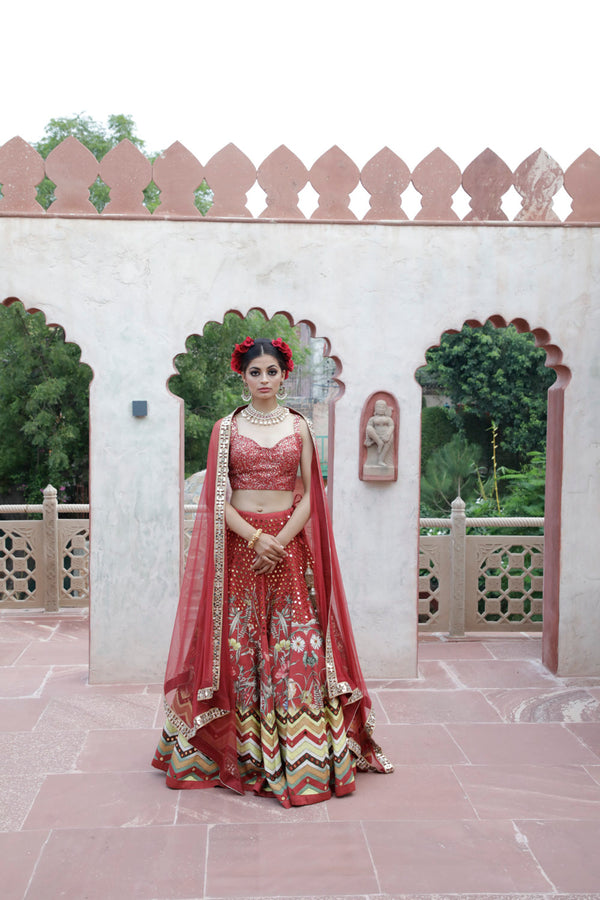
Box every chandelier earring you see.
[276,382,288,401]
[241,383,252,402]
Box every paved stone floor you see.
[1,612,600,899]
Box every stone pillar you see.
[449,496,466,637]
[43,485,59,612]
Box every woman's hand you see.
[252,533,286,575]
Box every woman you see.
[153,337,392,807]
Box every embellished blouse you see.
[228,414,302,491]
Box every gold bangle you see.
[247,528,263,550]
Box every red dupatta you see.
[163,407,391,794]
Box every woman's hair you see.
[231,337,294,378]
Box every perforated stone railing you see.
[419,497,544,634]
[0,485,89,610]
[0,137,599,222]
[0,490,545,626]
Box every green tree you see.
[420,322,555,466]
[32,113,212,215]
[420,433,483,515]
[0,303,92,502]
[170,312,306,476]
[420,405,457,471]
[499,450,547,518]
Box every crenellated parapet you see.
[0,137,599,222]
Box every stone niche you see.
[359,391,399,482]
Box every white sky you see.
[2,0,597,211]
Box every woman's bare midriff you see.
[230,489,294,514]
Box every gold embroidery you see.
[210,414,233,694]
[164,697,229,740]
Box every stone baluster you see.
[462,148,512,221]
[45,136,99,215]
[257,145,308,219]
[203,143,256,217]
[411,148,461,221]
[564,149,600,223]
[0,137,45,214]
[449,496,466,637]
[100,140,152,216]
[152,142,204,217]
[43,485,60,612]
[309,146,359,220]
[361,147,410,220]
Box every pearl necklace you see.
[240,403,290,426]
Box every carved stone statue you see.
[363,399,395,475]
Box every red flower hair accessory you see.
[230,337,255,373]
[271,338,294,378]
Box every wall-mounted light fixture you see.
[132,401,148,418]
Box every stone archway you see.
[417,315,570,673]
[0,297,93,612]
[166,310,345,557]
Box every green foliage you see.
[0,303,92,502]
[169,312,306,476]
[421,322,555,464]
[420,405,457,471]
[499,450,546,518]
[32,113,212,215]
[420,433,483,515]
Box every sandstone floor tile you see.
[364,820,551,894]
[445,659,556,689]
[586,765,600,786]
[0,641,27,665]
[0,698,46,731]
[0,830,48,900]
[482,638,543,660]
[326,764,476,821]
[40,665,148,696]
[391,659,459,689]
[379,689,502,724]
[0,665,49,698]
[417,640,494,660]
[77,728,162,773]
[519,819,600,893]
[0,618,59,642]
[177,784,330,824]
[23,772,178,829]
[34,692,160,731]
[567,722,600,757]
[18,637,89,665]
[485,687,600,723]
[3,730,85,775]
[371,723,468,766]
[0,774,45,832]
[206,822,378,897]
[455,764,600,819]
[447,723,600,765]
[52,615,89,638]
[25,824,208,900]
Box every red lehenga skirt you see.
[152,509,357,807]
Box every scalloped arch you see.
[416,314,569,673]
[168,307,345,398]
[418,315,571,388]
[1,296,93,375]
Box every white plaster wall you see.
[1,219,599,679]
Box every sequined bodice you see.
[229,415,302,491]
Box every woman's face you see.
[243,352,285,402]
